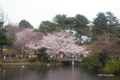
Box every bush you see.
[98,52,110,66]
[79,53,102,69]
[104,60,120,73]
[38,55,48,62]
[81,57,90,63]
[12,57,19,60]
[0,61,2,66]
[28,57,36,62]
[79,62,89,68]
[48,57,59,63]
[79,57,90,68]
[37,47,48,62]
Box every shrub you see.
[28,57,36,62]
[0,61,2,66]
[79,62,89,68]
[81,57,90,63]
[79,53,102,69]
[48,57,59,63]
[37,47,48,62]
[89,56,102,69]
[79,57,90,68]
[104,60,120,73]
[12,57,19,60]
[98,52,110,66]
[38,55,48,62]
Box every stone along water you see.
[0,66,120,80]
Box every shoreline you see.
[1,59,61,66]
[2,62,61,66]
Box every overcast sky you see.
[0,0,120,28]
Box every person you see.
[64,54,66,58]
[69,53,72,58]
[24,50,26,54]
[79,53,82,59]
[81,54,83,59]
[34,49,36,54]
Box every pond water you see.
[0,65,120,80]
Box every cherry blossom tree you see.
[14,28,90,55]
[24,29,90,55]
[14,28,44,53]
[5,24,23,37]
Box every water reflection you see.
[0,66,120,80]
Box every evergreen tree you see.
[53,14,67,30]
[0,12,15,54]
[37,47,48,62]
[64,17,76,31]
[74,14,89,45]
[19,19,33,28]
[39,21,57,33]
[0,28,15,54]
[106,11,120,33]
[92,12,108,36]
[92,12,107,41]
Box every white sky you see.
[0,0,120,28]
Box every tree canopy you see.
[19,19,33,28]
[0,28,15,54]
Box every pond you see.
[0,65,120,80]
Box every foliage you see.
[98,52,111,66]
[37,47,48,62]
[104,59,120,73]
[19,19,33,28]
[0,61,2,66]
[89,54,102,69]
[48,57,59,63]
[25,30,89,54]
[74,14,89,45]
[79,52,103,69]
[0,28,15,54]
[39,21,57,33]
[86,32,120,59]
[34,28,39,32]
[28,57,36,62]
[53,14,67,29]
[14,28,44,52]
[79,62,89,68]
[37,47,47,53]
[92,12,108,40]
[12,57,19,60]
[40,14,89,45]
[79,57,90,68]
[5,24,23,37]
[106,11,120,33]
